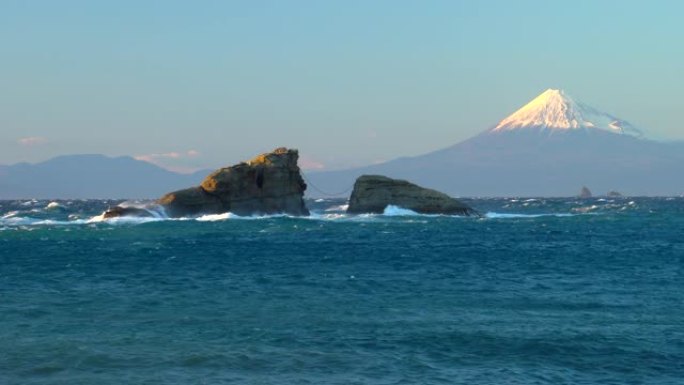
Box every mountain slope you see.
[306,89,684,197]
[0,155,210,199]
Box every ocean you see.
[1,197,682,384]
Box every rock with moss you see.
[346,175,478,216]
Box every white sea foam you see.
[383,205,421,216]
[324,204,349,212]
[46,202,63,210]
[93,216,165,225]
[118,200,156,209]
[195,212,240,221]
[313,213,349,220]
[485,212,575,219]
[572,205,599,213]
[0,216,93,226]
[194,212,294,222]
[1,211,20,219]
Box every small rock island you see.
[347,175,478,216]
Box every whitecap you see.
[195,212,240,221]
[572,205,599,213]
[324,204,349,212]
[383,205,420,216]
[85,213,165,225]
[194,212,293,222]
[308,212,350,220]
[46,202,62,210]
[1,211,20,219]
[0,216,87,226]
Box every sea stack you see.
[159,148,309,217]
[346,175,478,216]
[103,147,309,218]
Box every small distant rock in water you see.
[104,147,309,219]
[102,206,157,219]
[346,175,478,216]
[579,186,593,198]
[606,191,623,197]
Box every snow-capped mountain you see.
[307,88,684,197]
[491,89,643,137]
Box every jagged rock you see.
[158,147,309,217]
[579,186,593,198]
[606,190,623,197]
[346,175,478,216]
[104,148,309,218]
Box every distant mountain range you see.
[306,89,684,197]
[3,89,683,199]
[0,154,209,199]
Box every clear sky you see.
[1,0,683,171]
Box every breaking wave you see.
[0,197,671,228]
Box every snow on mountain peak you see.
[491,88,644,137]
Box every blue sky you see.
[1,1,682,171]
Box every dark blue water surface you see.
[1,198,683,384]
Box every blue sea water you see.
[1,197,683,384]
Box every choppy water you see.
[1,197,683,384]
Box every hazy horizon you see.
[2,1,683,172]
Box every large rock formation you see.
[159,147,309,217]
[346,175,478,216]
[103,148,309,218]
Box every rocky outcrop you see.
[159,148,309,217]
[103,148,309,218]
[157,186,223,217]
[102,206,157,219]
[346,175,478,216]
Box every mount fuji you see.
[308,89,684,197]
[490,88,644,137]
